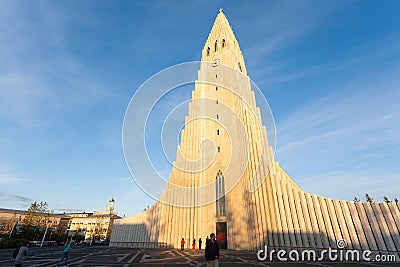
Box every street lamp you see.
[40,213,51,247]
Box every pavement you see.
[0,246,399,266]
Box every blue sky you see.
[0,1,399,216]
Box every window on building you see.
[216,170,226,217]
[207,47,210,56]
[216,99,219,104]
[217,129,220,135]
[238,62,242,72]
[216,74,218,78]
[215,40,218,52]
[217,146,220,153]
[216,114,219,119]
[216,86,218,91]
[222,39,226,48]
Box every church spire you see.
[201,10,247,75]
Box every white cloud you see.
[0,176,28,183]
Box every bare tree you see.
[353,197,360,202]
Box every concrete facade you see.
[66,211,119,241]
[110,11,400,256]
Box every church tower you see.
[153,9,275,249]
[111,10,400,256]
[201,10,247,74]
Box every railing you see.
[109,241,169,249]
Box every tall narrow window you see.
[216,170,226,217]
[215,40,218,52]
[217,129,220,135]
[222,39,226,48]
[216,99,219,104]
[216,86,218,91]
[216,74,218,78]
[217,146,220,153]
[238,62,242,72]
[216,114,219,119]
[207,47,210,56]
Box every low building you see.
[66,211,119,242]
[0,198,120,242]
[0,208,67,237]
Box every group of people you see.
[12,239,73,267]
[180,237,203,251]
[180,233,220,266]
[13,234,219,267]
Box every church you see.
[110,10,400,256]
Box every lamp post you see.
[40,213,51,247]
[40,221,50,247]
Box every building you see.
[0,208,68,238]
[66,197,119,242]
[66,212,116,241]
[1,198,119,242]
[110,10,400,256]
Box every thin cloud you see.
[0,169,29,184]
[246,1,355,66]
[0,192,33,205]
[256,35,400,86]
[277,81,400,157]
[275,71,400,201]
[0,177,28,183]
[298,171,343,182]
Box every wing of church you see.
[110,11,400,257]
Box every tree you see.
[6,213,19,237]
[72,228,85,242]
[383,196,391,204]
[23,201,48,226]
[365,194,374,203]
[52,225,68,244]
[394,198,399,204]
[353,197,360,202]
[20,201,49,240]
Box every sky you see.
[0,0,399,217]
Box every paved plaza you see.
[0,246,399,266]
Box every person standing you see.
[56,239,72,266]
[14,240,30,267]
[198,238,203,250]
[180,238,185,251]
[192,238,196,251]
[205,233,219,267]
